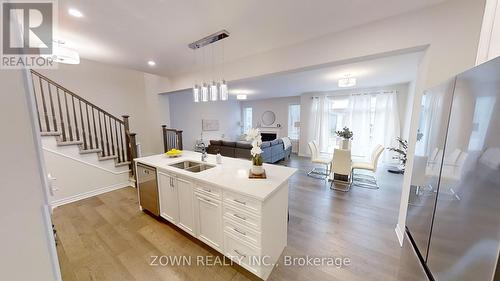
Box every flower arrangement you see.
[388,137,408,167]
[246,128,264,174]
[335,127,353,140]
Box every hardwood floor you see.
[53,155,427,281]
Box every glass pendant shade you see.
[201,83,209,102]
[193,85,200,102]
[219,80,228,101]
[210,81,218,101]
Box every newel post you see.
[176,130,183,150]
[129,132,137,178]
[162,125,167,152]
[123,115,137,178]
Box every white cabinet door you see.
[195,193,222,250]
[158,172,178,224]
[177,177,196,236]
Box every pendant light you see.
[219,80,228,101]
[210,81,218,101]
[192,49,200,102]
[209,45,218,101]
[201,83,209,102]
[193,84,200,102]
[189,30,230,102]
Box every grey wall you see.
[167,91,242,150]
[240,96,301,138]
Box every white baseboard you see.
[50,182,133,208]
[43,147,130,175]
[395,224,405,246]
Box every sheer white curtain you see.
[309,96,332,153]
[308,92,400,161]
[372,92,400,162]
[418,90,446,157]
[347,94,372,157]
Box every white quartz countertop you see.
[134,151,297,201]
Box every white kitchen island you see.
[134,151,296,280]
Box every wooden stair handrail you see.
[30,70,124,124]
[30,69,138,179]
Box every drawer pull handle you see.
[233,228,246,236]
[233,214,247,221]
[204,188,212,193]
[234,249,247,258]
[233,199,246,205]
[198,197,218,207]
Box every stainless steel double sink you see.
[168,161,215,173]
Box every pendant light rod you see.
[188,30,230,50]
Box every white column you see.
[476,0,500,64]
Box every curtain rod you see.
[310,90,398,99]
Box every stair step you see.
[79,148,102,154]
[41,131,61,136]
[115,161,131,167]
[57,140,84,146]
[99,155,118,161]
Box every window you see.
[312,92,399,158]
[325,97,349,152]
[288,104,300,139]
[243,107,252,134]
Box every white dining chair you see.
[440,150,468,201]
[351,144,384,189]
[307,141,331,178]
[330,149,352,192]
[411,156,429,195]
[313,140,332,158]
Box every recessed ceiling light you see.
[68,8,83,18]
[236,94,247,100]
[147,60,156,66]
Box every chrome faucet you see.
[199,143,207,162]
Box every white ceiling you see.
[58,0,445,76]
[218,52,421,100]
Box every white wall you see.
[169,0,484,94]
[476,0,500,64]
[402,80,417,139]
[299,83,412,157]
[240,96,301,137]
[143,73,171,153]
[167,92,242,150]
[41,136,131,207]
[0,70,60,280]
[38,59,171,156]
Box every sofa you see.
[207,139,291,163]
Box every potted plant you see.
[388,137,408,172]
[336,127,353,149]
[246,128,264,175]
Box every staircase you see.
[30,70,137,177]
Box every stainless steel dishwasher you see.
[136,163,159,216]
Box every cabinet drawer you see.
[224,219,261,247]
[195,184,220,199]
[223,191,261,214]
[224,232,261,274]
[223,205,261,231]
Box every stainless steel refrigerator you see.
[406,57,500,281]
